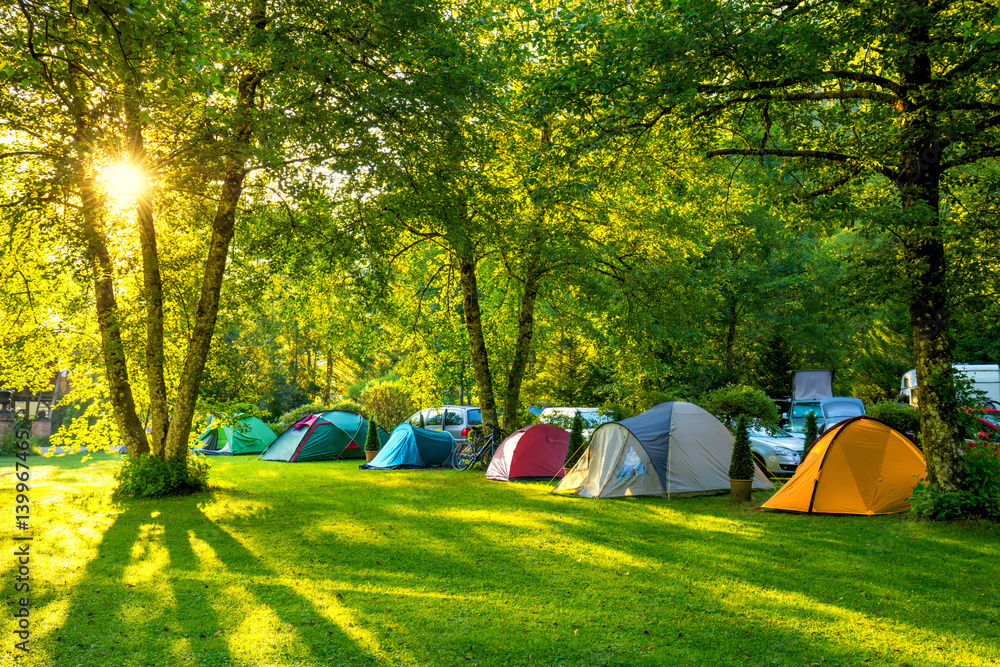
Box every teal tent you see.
[259,411,389,462]
[194,416,277,456]
[361,423,455,469]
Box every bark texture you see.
[894,0,963,490]
[162,0,267,458]
[457,252,500,432]
[502,258,542,433]
[124,75,170,456]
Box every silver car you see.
[748,423,803,477]
[407,405,482,445]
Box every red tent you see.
[486,424,570,481]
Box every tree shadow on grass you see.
[32,494,392,667]
[23,465,1000,667]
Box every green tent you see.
[259,411,389,462]
[194,416,277,456]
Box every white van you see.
[899,364,1000,406]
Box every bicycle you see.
[452,425,503,471]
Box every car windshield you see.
[580,411,612,427]
[823,401,864,419]
[748,423,795,438]
[790,403,820,418]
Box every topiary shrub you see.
[802,410,819,460]
[364,419,380,452]
[699,384,779,431]
[566,411,586,468]
[729,415,755,480]
[113,455,210,500]
[867,401,921,438]
[910,443,1000,520]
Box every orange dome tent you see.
[762,416,925,515]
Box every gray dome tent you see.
[552,401,772,498]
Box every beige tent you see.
[553,402,772,498]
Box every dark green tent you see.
[193,416,276,456]
[259,411,389,462]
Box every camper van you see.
[899,364,1000,407]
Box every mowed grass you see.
[2,454,999,667]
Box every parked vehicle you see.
[783,369,834,433]
[900,364,1000,406]
[818,397,866,432]
[784,396,865,435]
[747,423,803,477]
[407,405,482,445]
[971,408,1000,441]
[538,407,613,440]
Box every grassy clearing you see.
[2,453,999,667]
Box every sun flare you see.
[101,162,145,202]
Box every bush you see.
[910,444,1000,520]
[113,454,211,500]
[330,400,365,415]
[566,412,586,468]
[729,415,755,480]
[360,381,415,430]
[867,401,920,437]
[273,403,328,434]
[698,384,779,430]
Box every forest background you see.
[1,0,998,497]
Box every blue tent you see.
[361,423,455,470]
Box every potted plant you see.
[564,411,586,476]
[729,415,755,502]
[364,419,380,463]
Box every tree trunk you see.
[67,66,148,456]
[163,174,245,458]
[894,0,964,490]
[457,252,500,432]
[124,73,170,457]
[325,347,333,404]
[502,259,542,432]
[162,0,267,458]
[80,179,149,456]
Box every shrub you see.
[360,381,416,431]
[729,415,755,480]
[364,419,380,452]
[330,400,365,415]
[910,443,1000,520]
[113,454,210,500]
[699,384,779,430]
[273,402,328,434]
[867,401,921,437]
[566,411,586,468]
[802,410,819,460]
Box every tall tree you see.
[528,0,1000,490]
[1,0,471,473]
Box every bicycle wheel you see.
[479,441,495,470]
[452,443,476,471]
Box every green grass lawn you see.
[2,453,999,667]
